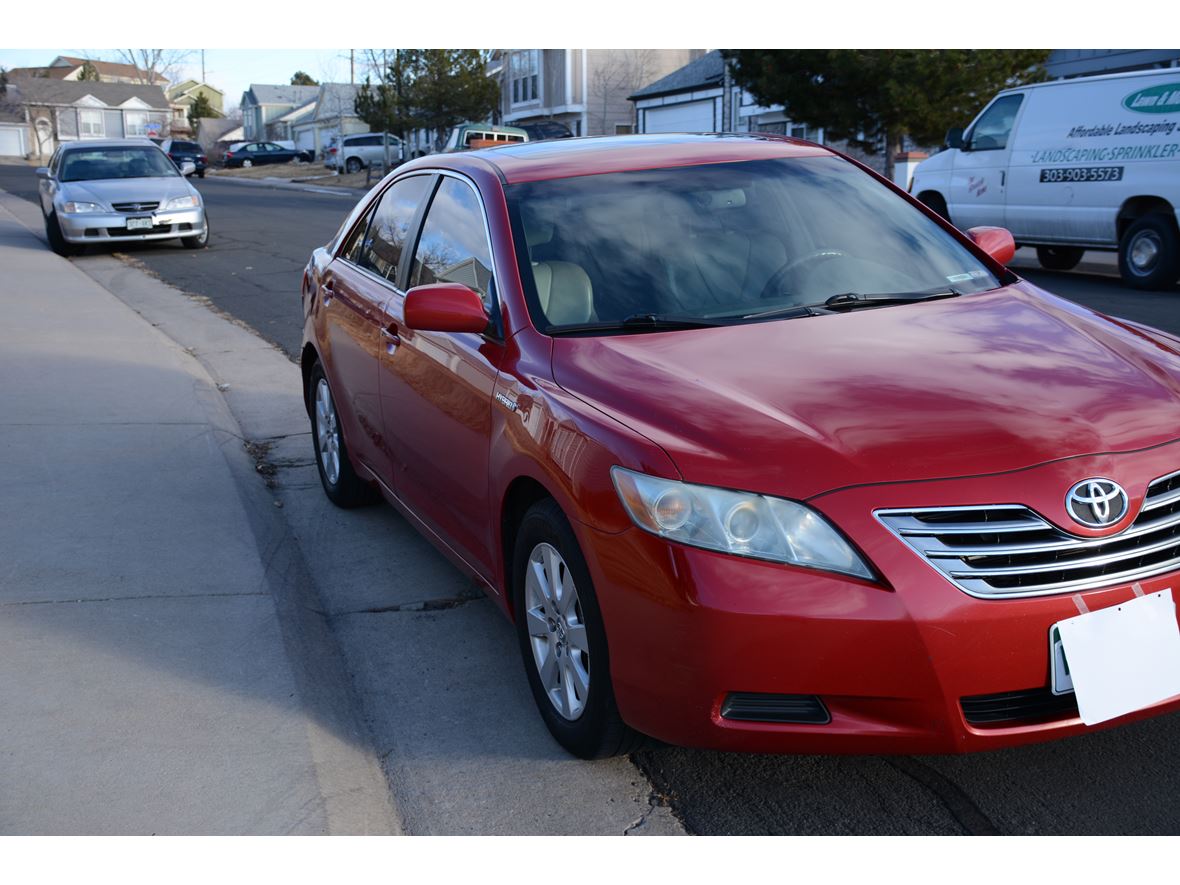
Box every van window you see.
[967,94,1023,152]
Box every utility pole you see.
[350,50,355,85]
[201,49,205,82]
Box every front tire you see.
[45,211,80,257]
[1119,215,1180,290]
[308,362,376,508]
[1036,245,1084,271]
[919,191,950,222]
[345,157,362,174]
[512,498,643,759]
[182,214,209,250]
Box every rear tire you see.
[44,211,80,257]
[308,362,376,508]
[242,158,253,168]
[512,498,645,759]
[1036,245,1084,271]
[1119,215,1180,290]
[197,169,206,179]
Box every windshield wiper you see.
[820,286,964,310]
[547,313,731,336]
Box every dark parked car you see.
[518,120,573,142]
[160,138,208,178]
[223,141,313,168]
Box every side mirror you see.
[404,283,489,334]
[35,167,50,179]
[945,127,965,150]
[180,160,196,176]
[967,226,1016,266]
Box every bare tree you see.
[109,50,193,85]
[587,49,656,136]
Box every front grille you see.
[720,693,830,724]
[961,688,1079,725]
[111,201,159,213]
[877,469,1180,598]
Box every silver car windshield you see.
[60,148,179,182]
[507,156,1003,333]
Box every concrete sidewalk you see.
[0,202,398,834]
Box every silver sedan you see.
[37,138,209,256]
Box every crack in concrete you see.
[0,590,269,607]
[330,590,484,617]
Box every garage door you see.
[0,127,26,157]
[643,100,716,134]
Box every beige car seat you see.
[523,213,595,326]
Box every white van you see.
[911,68,1180,289]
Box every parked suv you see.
[159,138,208,178]
[325,132,404,174]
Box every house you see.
[291,83,370,158]
[6,56,170,87]
[167,80,225,118]
[1044,49,1180,79]
[239,84,320,142]
[492,49,702,137]
[4,77,172,158]
[628,50,821,142]
[0,98,27,158]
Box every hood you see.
[61,177,192,208]
[551,284,1180,500]
[914,148,953,175]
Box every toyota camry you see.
[300,134,1180,758]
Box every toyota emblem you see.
[1065,478,1129,528]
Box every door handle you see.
[381,323,401,348]
[321,279,334,305]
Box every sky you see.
[0,49,370,112]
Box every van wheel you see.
[1119,215,1180,290]
[1036,246,1084,271]
[345,157,362,174]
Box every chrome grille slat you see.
[877,470,1180,599]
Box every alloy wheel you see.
[314,378,341,485]
[524,542,591,720]
[1128,230,1162,276]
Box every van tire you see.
[1036,246,1084,271]
[345,157,362,174]
[1118,215,1180,290]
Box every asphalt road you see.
[5,161,1180,835]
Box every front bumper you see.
[582,442,1180,754]
[57,206,206,244]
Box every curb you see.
[201,175,367,197]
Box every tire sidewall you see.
[512,500,617,758]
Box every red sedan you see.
[300,134,1180,758]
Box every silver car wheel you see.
[524,542,590,721]
[314,378,341,485]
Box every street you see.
[3,161,1180,835]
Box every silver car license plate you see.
[127,217,153,230]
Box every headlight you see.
[62,201,103,214]
[611,467,874,579]
[164,195,200,210]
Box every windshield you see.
[506,156,1003,333]
[60,147,180,182]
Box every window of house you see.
[410,177,495,314]
[124,111,149,136]
[78,109,104,137]
[358,175,434,284]
[511,50,540,105]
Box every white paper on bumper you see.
[1057,588,1180,726]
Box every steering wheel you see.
[758,249,848,300]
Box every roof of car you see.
[58,138,167,152]
[453,133,833,184]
